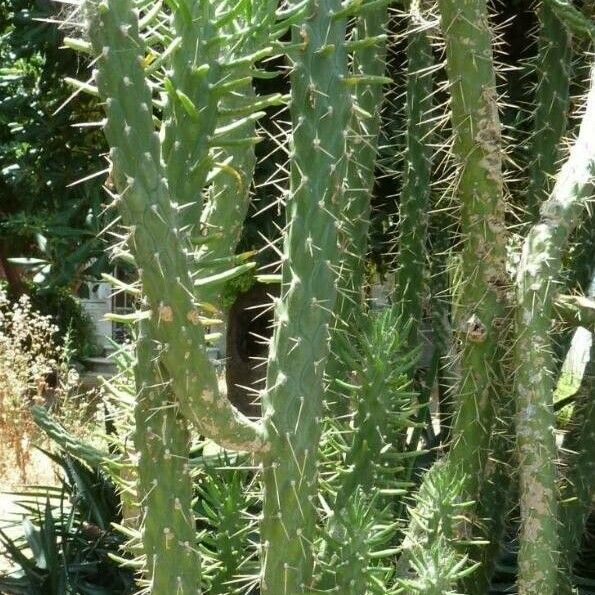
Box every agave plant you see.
[0,448,134,595]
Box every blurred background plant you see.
[0,0,111,361]
[0,287,82,481]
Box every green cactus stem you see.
[515,64,595,595]
[259,1,352,591]
[196,1,280,307]
[159,0,220,237]
[84,0,267,452]
[526,1,572,221]
[31,405,117,469]
[398,0,510,574]
[397,464,479,593]
[326,0,389,415]
[394,0,435,354]
[436,0,509,516]
[558,328,595,593]
[133,321,200,594]
[337,2,389,315]
[543,0,595,40]
[334,309,418,509]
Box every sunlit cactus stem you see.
[398,0,509,574]
[196,0,280,306]
[259,0,352,591]
[515,64,595,595]
[337,2,389,314]
[159,0,220,237]
[435,0,508,507]
[84,0,266,452]
[327,0,389,415]
[133,321,200,593]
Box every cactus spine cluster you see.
[36,0,595,593]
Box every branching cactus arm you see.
[195,1,281,305]
[85,0,267,452]
[159,0,220,235]
[516,64,595,595]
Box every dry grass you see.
[0,289,80,483]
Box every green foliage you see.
[0,0,110,290]
[0,448,134,595]
[27,284,99,358]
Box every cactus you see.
[515,64,595,595]
[436,0,509,506]
[318,492,400,594]
[526,1,572,221]
[394,0,435,354]
[37,1,595,594]
[133,321,200,593]
[397,464,479,594]
[326,1,389,414]
[558,331,595,593]
[398,0,509,558]
[333,308,418,508]
[259,1,352,590]
[84,0,266,452]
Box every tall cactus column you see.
[515,64,595,595]
[395,0,434,354]
[133,321,200,593]
[398,0,509,575]
[259,1,352,592]
[437,0,509,511]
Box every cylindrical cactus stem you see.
[394,0,434,354]
[558,328,595,593]
[84,0,267,452]
[259,1,352,591]
[398,0,509,573]
[196,2,280,306]
[526,1,572,221]
[437,0,509,509]
[133,321,200,594]
[338,2,389,312]
[159,0,220,236]
[515,64,595,595]
[327,0,389,413]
